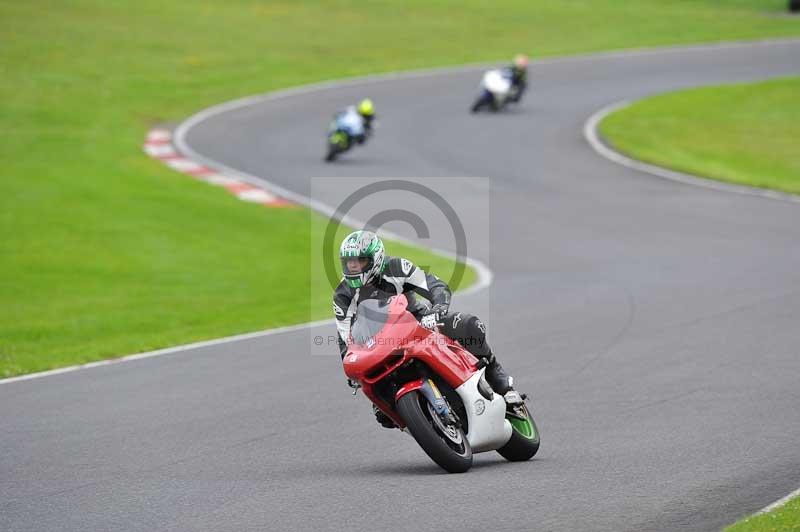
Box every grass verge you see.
[600,77,800,195]
[1,1,799,377]
[726,493,800,531]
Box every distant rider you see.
[332,99,376,145]
[333,230,516,428]
[357,98,376,139]
[505,54,528,103]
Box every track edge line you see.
[583,100,800,205]
[8,37,799,385]
[756,486,800,516]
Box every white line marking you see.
[756,487,800,515]
[237,189,277,203]
[6,37,799,386]
[584,93,800,528]
[174,37,800,135]
[583,100,800,205]
[165,158,205,173]
[0,319,332,385]
[147,130,172,142]
[205,174,241,186]
[143,144,176,158]
[174,151,494,299]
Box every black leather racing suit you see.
[361,113,375,138]
[506,66,527,102]
[332,256,492,362]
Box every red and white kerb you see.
[143,129,292,208]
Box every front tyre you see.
[397,391,472,473]
[470,91,492,113]
[324,146,337,162]
[496,402,540,461]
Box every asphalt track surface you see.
[3,41,800,532]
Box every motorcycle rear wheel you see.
[397,391,473,473]
[496,402,540,461]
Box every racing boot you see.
[373,404,396,429]
[484,351,514,396]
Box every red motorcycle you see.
[343,295,539,473]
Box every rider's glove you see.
[421,303,449,330]
[420,313,438,330]
[430,303,449,318]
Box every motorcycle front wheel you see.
[324,145,337,162]
[470,91,493,113]
[397,391,472,473]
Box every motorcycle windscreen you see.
[336,110,365,136]
[350,298,392,346]
[483,69,511,93]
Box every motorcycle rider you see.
[357,98,376,139]
[506,54,528,103]
[332,99,375,146]
[333,230,515,428]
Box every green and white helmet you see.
[339,230,385,288]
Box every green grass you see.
[1,1,799,377]
[726,494,800,531]
[600,77,800,195]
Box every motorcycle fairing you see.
[482,69,512,103]
[343,295,491,435]
[454,370,513,452]
[394,378,452,418]
[344,296,477,390]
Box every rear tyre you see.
[496,402,540,462]
[397,391,472,473]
